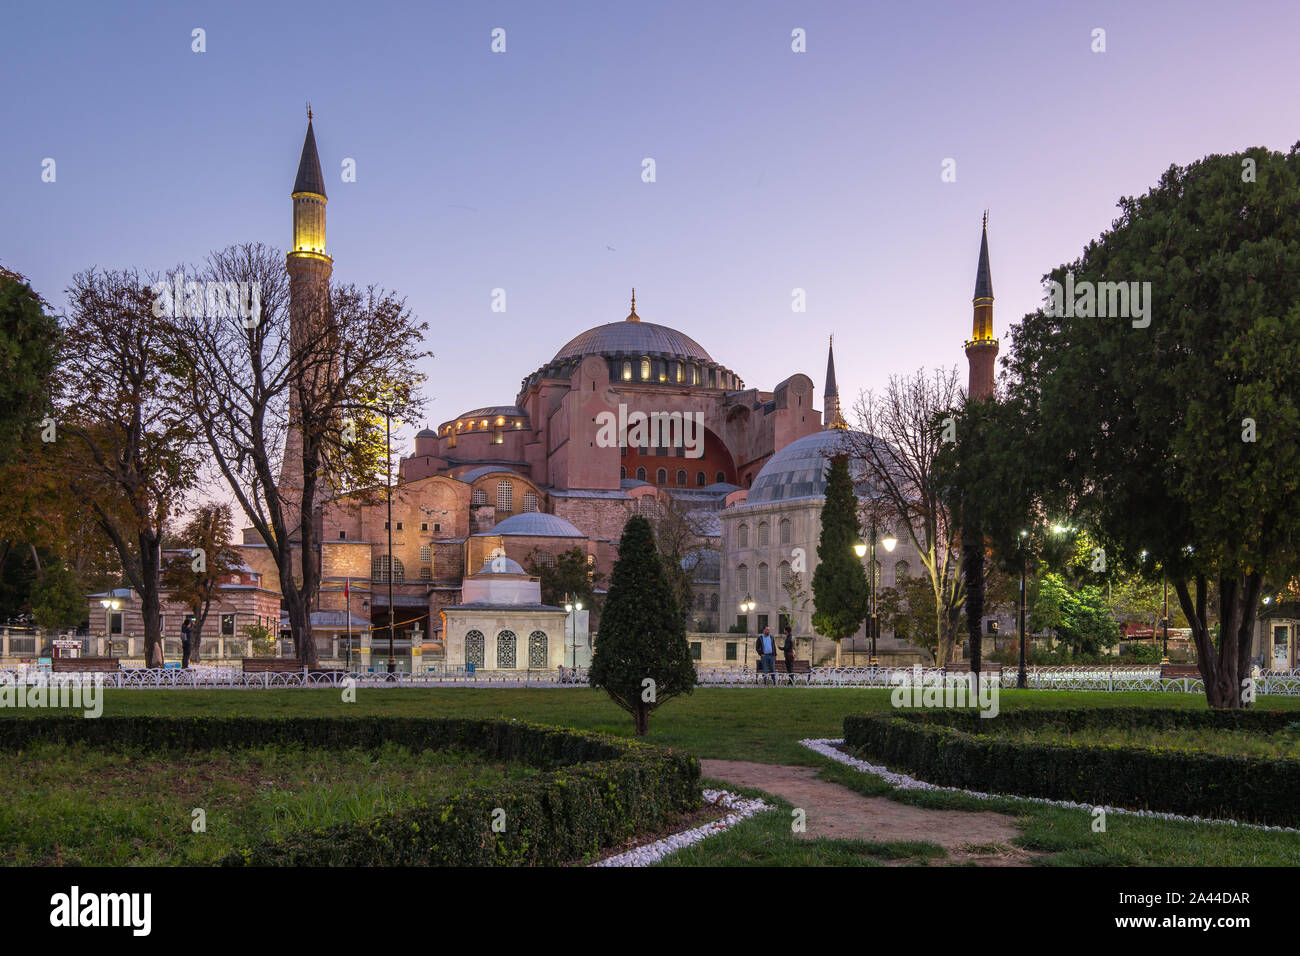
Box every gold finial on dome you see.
[307,101,313,121]
[626,287,639,322]
[828,396,849,431]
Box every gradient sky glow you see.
[5,0,1299,452]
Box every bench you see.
[943,663,1004,674]
[51,657,119,673]
[1159,664,1202,679]
[241,658,309,674]
[754,659,811,676]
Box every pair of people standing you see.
[755,625,796,684]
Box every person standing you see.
[756,626,777,684]
[180,616,193,669]
[782,625,796,684]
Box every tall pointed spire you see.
[965,212,998,400]
[625,287,639,322]
[293,114,327,199]
[823,334,844,428]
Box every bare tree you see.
[167,243,428,666]
[160,503,242,663]
[847,367,965,664]
[58,269,197,667]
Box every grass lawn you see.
[8,687,1300,866]
[0,740,535,865]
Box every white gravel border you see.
[591,789,775,866]
[802,737,1300,834]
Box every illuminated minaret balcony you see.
[288,111,332,264]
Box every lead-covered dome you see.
[745,429,884,505]
[551,320,713,364]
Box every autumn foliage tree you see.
[160,503,242,663]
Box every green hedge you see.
[843,708,1300,827]
[0,716,701,865]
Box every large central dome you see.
[551,320,713,364]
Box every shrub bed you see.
[842,708,1300,827]
[0,716,700,865]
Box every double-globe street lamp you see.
[99,596,121,656]
[739,594,756,668]
[854,520,897,668]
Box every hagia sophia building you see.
[191,115,999,671]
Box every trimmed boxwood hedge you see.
[842,708,1300,827]
[0,716,701,865]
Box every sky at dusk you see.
[4,0,1299,452]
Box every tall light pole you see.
[564,593,583,669]
[384,400,395,675]
[739,594,755,667]
[1017,530,1028,689]
[1161,576,1170,664]
[100,597,120,656]
[856,520,896,669]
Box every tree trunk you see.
[1175,572,1261,709]
[191,604,206,664]
[634,701,649,736]
[139,534,164,668]
[963,529,984,674]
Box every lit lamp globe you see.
[853,541,867,558]
[882,534,898,554]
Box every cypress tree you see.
[589,515,696,735]
[811,454,869,662]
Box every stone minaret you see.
[964,213,998,400]
[279,110,333,518]
[824,334,847,429]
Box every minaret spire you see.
[965,213,998,400]
[823,334,843,428]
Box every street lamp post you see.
[856,521,897,670]
[1161,576,1170,664]
[99,597,120,656]
[1017,531,1028,689]
[739,595,755,668]
[564,593,583,670]
[383,398,395,677]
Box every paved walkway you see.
[700,759,1036,865]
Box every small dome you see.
[478,553,526,575]
[745,429,883,505]
[475,512,585,538]
[416,427,437,438]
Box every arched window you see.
[640,357,651,380]
[496,630,517,669]
[894,560,910,583]
[419,545,431,564]
[696,471,706,487]
[620,466,627,479]
[779,561,792,589]
[522,492,538,513]
[496,480,513,513]
[676,469,687,485]
[737,564,749,594]
[471,489,487,506]
[779,518,791,545]
[528,630,548,668]
[622,361,632,381]
[715,471,725,484]
[371,555,404,584]
[738,524,749,548]
[758,522,770,547]
[690,365,700,385]
[465,630,485,669]
[636,466,647,481]
[759,562,769,596]
[657,468,667,484]
[674,362,683,383]
[535,551,555,568]
[710,593,719,612]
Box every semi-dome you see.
[552,320,713,364]
[474,512,584,538]
[745,429,882,505]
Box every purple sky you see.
[5,0,1299,453]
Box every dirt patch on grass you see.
[701,759,1037,866]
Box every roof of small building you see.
[455,465,525,484]
[475,554,527,575]
[744,428,885,506]
[472,512,585,538]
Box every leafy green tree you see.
[1029,572,1120,657]
[526,546,603,609]
[878,572,941,661]
[30,562,85,632]
[1001,145,1300,707]
[0,266,59,461]
[160,504,242,663]
[811,454,869,664]
[588,515,696,735]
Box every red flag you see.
[344,578,350,599]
